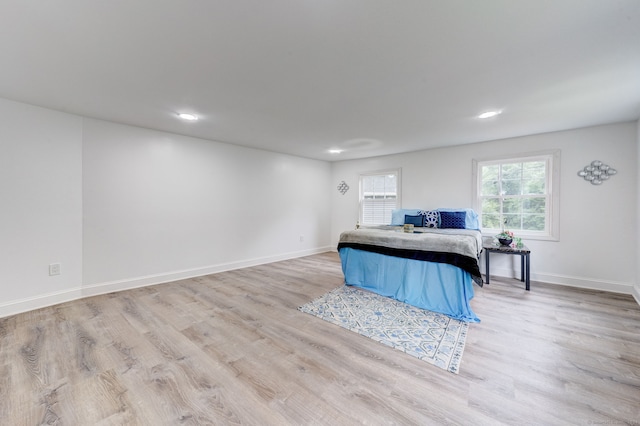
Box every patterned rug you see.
[298,286,468,373]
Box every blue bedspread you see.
[337,227,483,286]
[339,247,480,323]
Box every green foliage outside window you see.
[480,160,547,232]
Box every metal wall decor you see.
[337,180,350,195]
[577,160,617,185]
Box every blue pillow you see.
[404,214,425,227]
[439,211,466,229]
[391,209,420,225]
[437,208,479,229]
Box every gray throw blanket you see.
[339,226,483,260]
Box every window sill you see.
[482,231,559,242]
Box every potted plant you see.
[496,230,522,247]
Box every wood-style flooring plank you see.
[1,251,639,425]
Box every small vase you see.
[498,238,513,246]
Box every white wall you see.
[635,120,640,304]
[0,98,83,314]
[2,94,636,316]
[82,119,332,294]
[1,97,332,317]
[331,122,638,294]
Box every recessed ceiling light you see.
[177,113,198,121]
[478,110,502,119]
[329,149,343,154]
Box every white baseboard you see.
[3,248,635,319]
[485,266,634,295]
[632,285,640,306]
[0,287,84,319]
[81,246,333,299]
[0,246,332,319]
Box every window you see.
[359,169,401,225]
[473,151,559,240]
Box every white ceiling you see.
[2,1,639,161]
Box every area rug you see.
[298,286,468,373]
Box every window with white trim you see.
[359,169,401,225]
[473,151,559,240]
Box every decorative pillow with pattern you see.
[418,210,440,228]
[439,211,467,229]
[436,208,480,230]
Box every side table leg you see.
[485,251,490,284]
[525,253,530,291]
[521,255,525,282]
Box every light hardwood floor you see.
[1,252,639,425]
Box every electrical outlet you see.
[49,263,61,276]
[299,235,304,242]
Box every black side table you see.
[483,239,531,291]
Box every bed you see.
[337,209,483,323]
